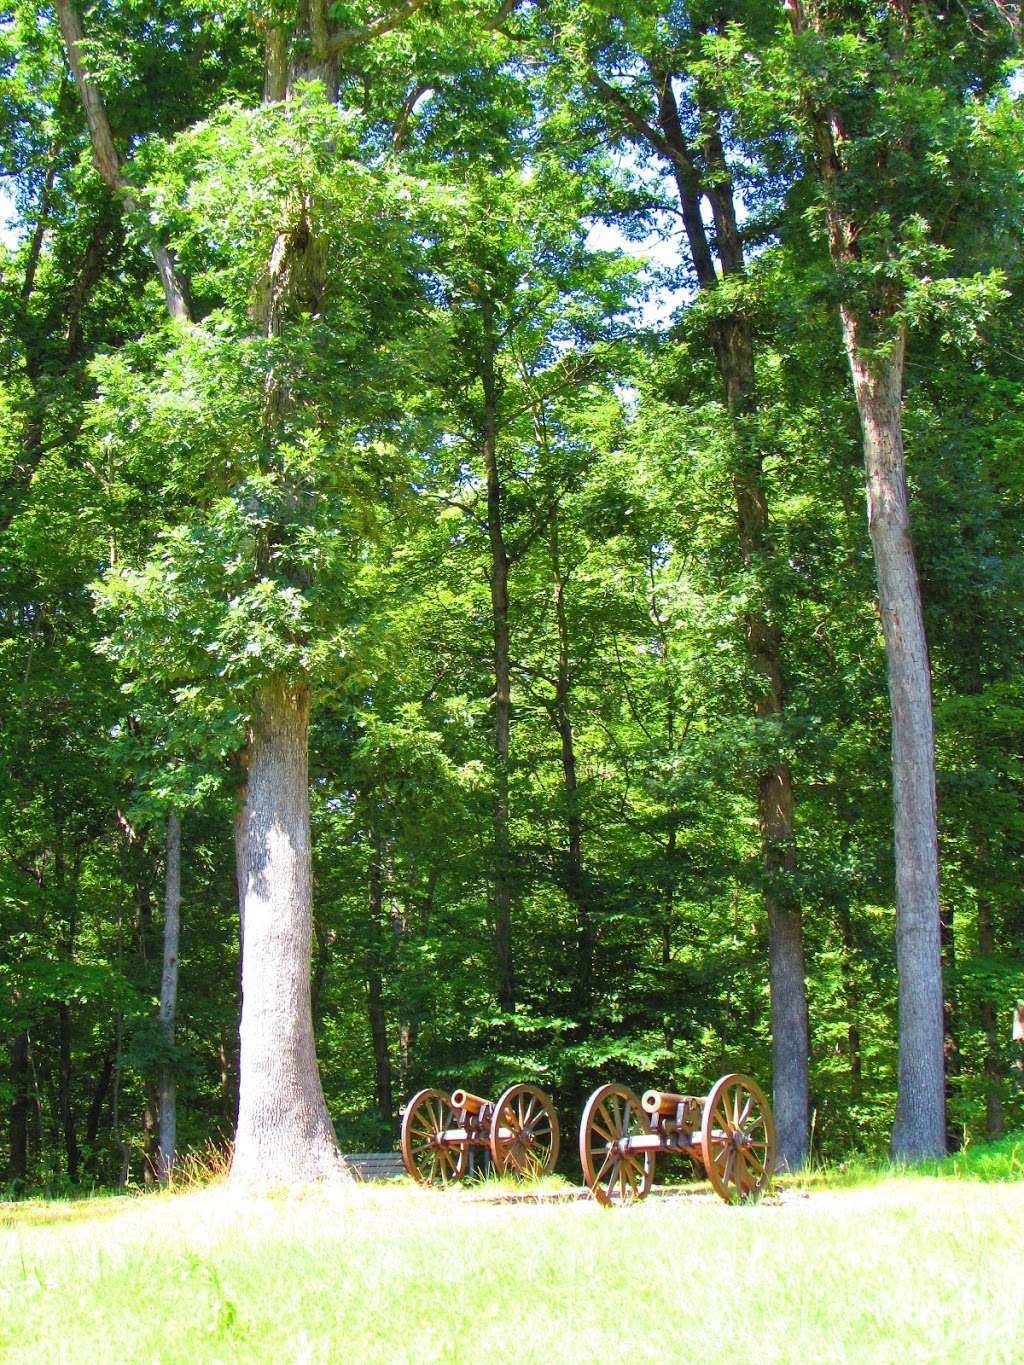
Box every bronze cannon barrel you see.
[641,1089,697,1115]
[449,1088,490,1114]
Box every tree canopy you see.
[2,0,1022,1190]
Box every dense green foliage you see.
[1,0,1022,1191]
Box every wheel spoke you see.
[592,1110,616,1144]
[622,1153,645,1188]
[722,1147,736,1188]
[590,1146,614,1185]
[604,1160,619,1199]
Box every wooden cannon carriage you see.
[579,1072,776,1205]
[400,1084,560,1186]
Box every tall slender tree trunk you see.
[83,1051,113,1177]
[231,677,342,1183]
[157,811,181,1181]
[57,1002,79,1183]
[219,1027,236,1132]
[481,297,515,1011]
[391,871,434,1093]
[836,899,863,1093]
[732,413,808,1171]
[940,898,959,1151]
[782,0,946,1163]
[976,900,1003,1140]
[111,1010,130,1189]
[648,565,678,974]
[53,843,81,1185]
[842,321,945,1159]
[637,68,810,1167]
[548,517,593,1014]
[8,1031,29,1187]
[366,807,394,1123]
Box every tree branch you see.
[392,83,433,152]
[587,70,695,177]
[326,0,428,56]
[53,0,191,322]
[480,0,527,30]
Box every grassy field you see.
[1,1137,1022,1364]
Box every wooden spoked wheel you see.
[700,1072,776,1203]
[579,1083,655,1206]
[400,1088,468,1187]
[489,1083,560,1178]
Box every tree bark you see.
[843,321,945,1159]
[231,677,342,1183]
[480,296,515,1011]
[157,811,181,1181]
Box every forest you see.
[1,0,1022,1195]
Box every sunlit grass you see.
[1,1139,1021,1363]
[786,1129,1024,1191]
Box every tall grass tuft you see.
[166,1139,234,1191]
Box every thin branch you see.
[53,0,191,322]
[392,82,433,152]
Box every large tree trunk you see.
[481,297,515,1011]
[645,69,809,1167]
[157,811,181,1181]
[231,677,343,1183]
[229,15,350,1183]
[842,318,945,1160]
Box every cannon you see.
[579,1072,776,1205]
[400,1084,560,1187]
